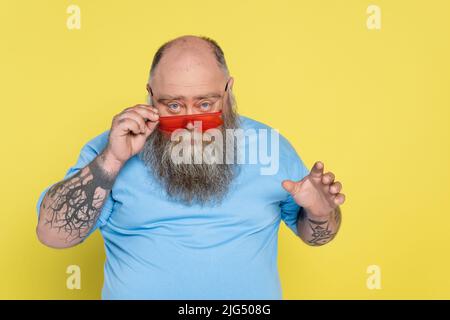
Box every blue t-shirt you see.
[36,115,309,299]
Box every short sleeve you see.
[35,130,113,238]
[279,149,310,236]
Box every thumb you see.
[282,179,299,195]
[144,120,159,137]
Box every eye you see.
[167,103,180,111]
[199,102,211,110]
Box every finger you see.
[282,179,301,195]
[131,106,160,135]
[117,118,141,135]
[130,103,155,109]
[310,161,324,178]
[133,104,159,113]
[329,181,342,194]
[117,110,147,133]
[145,119,159,135]
[334,193,346,206]
[123,104,159,116]
[133,106,160,136]
[132,105,160,122]
[322,172,335,185]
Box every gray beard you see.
[138,107,240,206]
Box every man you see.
[36,35,345,299]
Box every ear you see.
[227,77,234,92]
[224,77,234,110]
[146,84,155,106]
[146,93,152,106]
[146,83,153,95]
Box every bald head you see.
[149,35,229,82]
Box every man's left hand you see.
[282,161,345,218]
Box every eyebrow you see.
[157,93,222,103]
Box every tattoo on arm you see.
[40,153,116,243]
[306,218,335,246]
[299,207,342,246]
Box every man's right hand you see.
[104,104,160,165]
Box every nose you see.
[184,106,200,130]
[185,105,197,116]
[185,121,195,130]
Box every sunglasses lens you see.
[158,111,223,133]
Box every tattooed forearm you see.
[38,152,121,245]
[297,206,342,246]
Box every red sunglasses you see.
[157,110,224,133]
[149,80,229,133]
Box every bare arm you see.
[282,161,345,247]
[36,150,123,248]
[36,104,160,248]
[297,206,342,246]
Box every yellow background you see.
[0,0,449,299]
